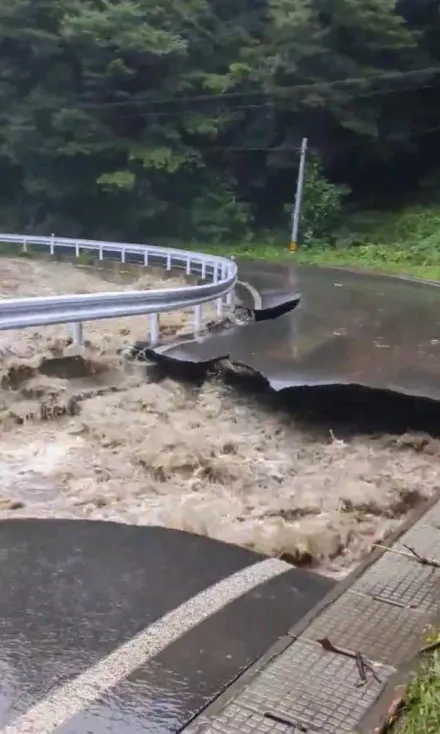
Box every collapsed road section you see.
[152,261,440,399]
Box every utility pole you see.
[289,137,308,253]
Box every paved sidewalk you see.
[185,497,440,734]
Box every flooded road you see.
[1,256,439,578]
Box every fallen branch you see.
[373,543,440,569]
[372,544,416,560]
[403,544,440,569]
[264,711,307,731]
[317,637,382,686]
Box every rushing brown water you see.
[1,256,439,578]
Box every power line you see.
[78,66,440,111]
[2,78,437,130]
[6,118,440,155]
[4,86,440,154]
[189,122,440,154]
[54,79,440,129]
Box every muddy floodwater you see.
[1,256,440,578]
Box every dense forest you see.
[0,0,440,244]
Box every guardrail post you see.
[226,260,235,307]
[149,313,160,347]
[22,238,27,254]
[69,322,84,346]
[50,233,55,256]
[201,261,206,279]
[216,297,224,317]
[99,245,103,261]
[166,253,171,271]
[186,256,191,276]
[194,304,202,335]
[121,247,126,264]
[144,250,149,266]
[75,242,80,258]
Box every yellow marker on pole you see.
[289,241,296,253]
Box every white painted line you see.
[236,280,263,310]
[2,557,291,734]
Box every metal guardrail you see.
[0,233,237,346]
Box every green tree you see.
[300,153,350,244]
[0,0,439,241]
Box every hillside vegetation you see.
[1,0,440,253]
[299,205,440,279]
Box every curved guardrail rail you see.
[0,233,237,347]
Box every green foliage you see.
[394,630,440,734]
[335,206,440,264]
[290,204,440,282]
[191,182,252,243]
[76,251,95,266]
[97,171,136,191]
[0,0,439,243]
[300,154,350,245]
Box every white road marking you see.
[236,280,263,310]
[2,557,291,734]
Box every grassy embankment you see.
[393,634,440,734]
[202,205,440,281]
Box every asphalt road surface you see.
[0,519,333,733]
[157,261,440,399]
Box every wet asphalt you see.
[0,519,333,732]
[158,262,440,399]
